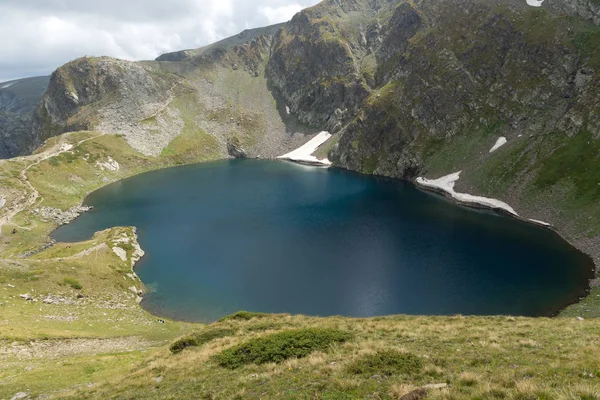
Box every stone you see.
[112,247,127,262]
[423,383,448,390]
[10,392,29,400]
[19,294,34,301]
[227,138,248,159]
[399,388,426,400]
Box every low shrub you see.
[346,350,423,377]
[170,327,236,354]
[63,278,82,290]
[218,311,269,322]
[245,321,280,332]
[214,328,353,369]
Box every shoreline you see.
[119,160,596,321]
[28,151,598,320]
[413,174,597,315]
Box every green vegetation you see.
[572,21,600,71]
[161,95,222,163]
[22,314,598,399]
[346,350,423,377]
[170,327,237,354]
[219,311,269,322]
[214,328,353,369]
[63,277,83,290]
[536,131,600,202]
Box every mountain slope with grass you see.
[1,0,600,398]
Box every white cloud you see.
[0,0,320,82]
[260,4,305,25]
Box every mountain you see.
[30,0,600,259]
[30,23,316,161]
[0,75,49,158]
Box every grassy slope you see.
[61,315,600,399]
[0,132,217,398]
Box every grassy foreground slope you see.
[20,314,600,399]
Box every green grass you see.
[214,328,353,369]
[561,287,600,319]
[571,16,600,72]
[63,277,83,290]
[346,350,423,377]
[42,314,600,400]
[535,131,600,202]
[170,327,237,354]
[161,95,222,163]
[219,311,269,322]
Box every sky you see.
[0,0,321,82]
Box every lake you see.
[53,159,594,322]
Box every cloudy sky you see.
[0,0,320,82]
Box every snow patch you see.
[112,247,127,262]
[285,105,291,115]
[0,82,14,89]
[529,219,551,227]
[278,131,333,166]
[0,196,5,209]
[416,171,518,216]
[526,0,544,7]
[96,157,120,172]
[490,137,508,153]
[68,91,79,103]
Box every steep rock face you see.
[261,0,600,246]
[545,0,600,25]
[31,57,177,149]
[31,26,317,158]
[266,5,371,131]
[319,0,600,243]
[0,76,49,158]
[332,0,600,175]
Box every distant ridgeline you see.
[0,76,49,158]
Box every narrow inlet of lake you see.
[53,159,594,322]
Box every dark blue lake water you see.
[53,159,593,322]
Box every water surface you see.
[53,160,593,322]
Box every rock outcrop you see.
[0,76,49,158]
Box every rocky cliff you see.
[30,23,316,159]
[0,76,49,158]
[266,0,600,255]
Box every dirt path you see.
[0,133,105,240]
[0,336,157,360]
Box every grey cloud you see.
[0,0,320,81]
